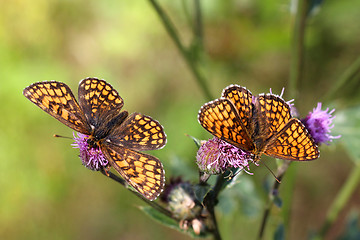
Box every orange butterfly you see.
[198,85,319,162]
[23,78,166,200]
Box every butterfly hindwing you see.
[23,81,90,134]
[101,144,165,201]
[198,98,254,151]
[265,119,319,161]
[108,112,166,151]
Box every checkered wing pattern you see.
[265,119,319,160]
[198,98,255,151]
[23,81,90,134]
[222,85,253,130]
[101,144,165,201]
[78,78,124,129]
[256,94,292,140]
[108,113,166,151]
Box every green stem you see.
[203,173,228,240]
[289,0,309,99]
[193,0,203,49]
[318,163,360,238]
[257,161,292,240]
[322,55,360,102]
[100,169,174,219]
[281,162,297,236]
[148,0,213,100]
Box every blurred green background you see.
[1,0,359,239]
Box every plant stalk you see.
[318,163,360,238]
[100,169,174,219]
[289,0,309,100]
[257,161,291,240]
[322,55,360,102]
[148,0,213,100]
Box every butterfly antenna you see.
[53,134,72,140]
[259,159,281,183]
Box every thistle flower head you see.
[71,132,108,170]
[301,103,341,145]
[167,182,202,221]
[196,137,252,175]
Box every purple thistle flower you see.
[301,102,341,145]
[71,132,108,170]
[196,137,252,175]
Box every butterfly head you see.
[252,154,261,163]
[86,135,100,150]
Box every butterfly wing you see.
[107,112,166,151]
[78,78,126,134]
[264,119,320,161]
[101,144,165,201]
[198,98,255,151]
[23,81,90,134]
[256,94,292,140]
[222,85,253,130]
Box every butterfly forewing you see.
[108,112,166,151]
[222,85,253,130]
[78,78,124,130]
[265,119,319,160]
[23,81,90,134]
[256,94,292,140]
[101,144,165,201]
[198,98,254,151]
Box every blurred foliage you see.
[333,106,360,163]
[1,0,360,239]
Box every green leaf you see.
[193,184,211,203]
[140,206,179,229]
[333,106,360,164]
[218,176,262,216]
[186,134,202,148]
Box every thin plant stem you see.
[257,161,291,240]
[180,0,192,29]
[317,163,360,238]
[280,163,297,233]
[289,0,309,99]
[100,169,174,219]
[203,173,228,240]
[148,0,213,100]
[193,0,203,49]
[322,55,360,102]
